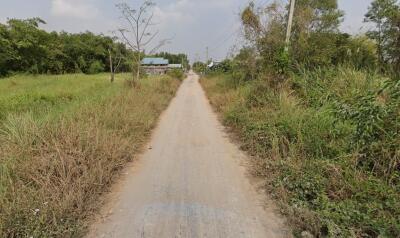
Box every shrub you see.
[337,78,400,184]
[87,60,105,74]
[167,68,184,80]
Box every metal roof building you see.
[141,58,169,75]
[141,58,169,65]
[168,64,183,69]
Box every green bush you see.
[337,78,400,184]
[344,36,378,70]
[167,69,184,80]
[274,47,290,75]
[87,61,105,74]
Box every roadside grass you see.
[201,68,400,237]
[0,73,181,237]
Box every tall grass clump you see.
[167,69,185,81]
[0,74,180,237]
[201,67,400,237]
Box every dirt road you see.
[88,72,288,238]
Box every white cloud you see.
[153,0,192,26]
[51,0,99,19]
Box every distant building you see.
[207,61,221,69]
[168,64,183,70]
[141,58,169,75]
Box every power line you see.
[209,27,241,52]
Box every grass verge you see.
[201,68,399,237]
[0,73,180,237]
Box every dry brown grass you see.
[0,76,180,237]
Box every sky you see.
[0,0,374,62]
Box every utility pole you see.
[285,0,296,51]
[205,47,209,75]
[206,46,209,63]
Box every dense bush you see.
[336,77,400,184]
[333,35,378,70]
[88,60,105,74]
[192,61,207,74]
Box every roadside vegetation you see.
[201,0,400,237]
[0,74,180,237]
[202,69,399,237]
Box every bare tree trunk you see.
[116,1,168,87]
[108,49,115,83]
[136,59,141,82]
[132,61,136,85]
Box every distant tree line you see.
[0,18,135,77]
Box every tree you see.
[232,47,259,81]
[108,38,125,82]
[108,48,122,83]
[291,0,344,67]
[365,0,400,72]
[192,61,207,74]
[6,18,49,74]
[152,52,190,70]
[0,23,14,76]
[240,0,345,73]
[0,18,133,77]
[240,1,287,75]
[116,1,169,85]
[331,34,378,69]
